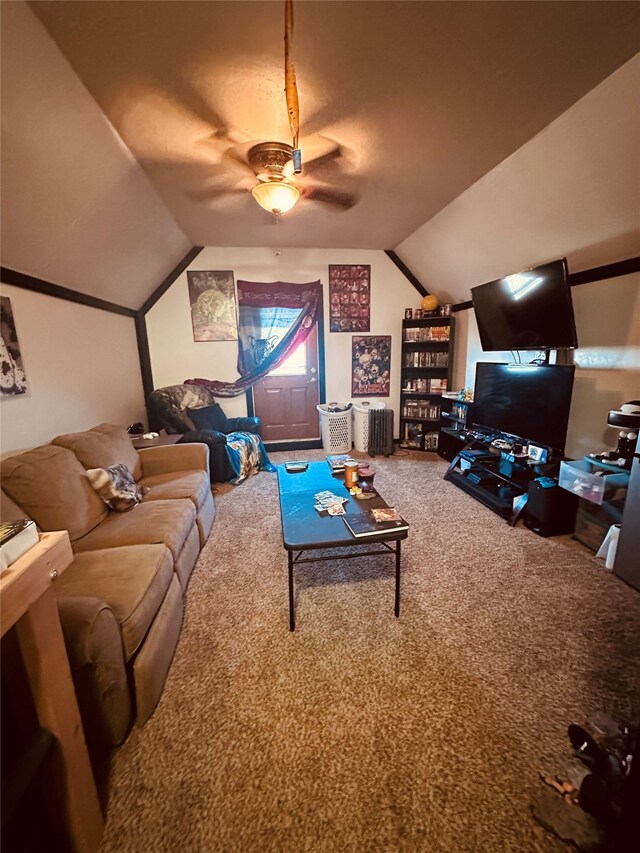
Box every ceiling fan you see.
[189,1,358,220]
[246,0,358,219]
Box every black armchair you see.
[147,384,261,483]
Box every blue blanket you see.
[224,432,276,485]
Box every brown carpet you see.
[100,451,640,853]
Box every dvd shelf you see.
[399,316,455,452]
[437,396,471,462]
[403,351,449,368]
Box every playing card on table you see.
[315,491,347,507]
[327,503,346,515]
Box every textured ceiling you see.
[29,0,640,250]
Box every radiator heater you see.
[368,409,394,456]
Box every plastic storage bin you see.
[352,401,385,452]
[574,499,625,551]
[317,403,353,453]
[558,459,629,506]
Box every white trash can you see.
[352,401,386,452]
[317,403,353,453]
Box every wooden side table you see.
[131,433,182,450]
[0,532,103,852]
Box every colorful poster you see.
[187,270,238,341]
[0,296,28,395]
[352,335,391,397]
[329,264,370,332]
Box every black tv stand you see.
[444,432,553,526]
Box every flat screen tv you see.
[471,258,578,351]
[472,362,575,453]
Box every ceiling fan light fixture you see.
[252,180,300,215]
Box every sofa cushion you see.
[187,403,229,433]
[1,488,29,523]
[72,498,195,562]
[53,423,142,481]
[140,470,210,512]
[0,445,108,542]
[87,464,149,512]
[55,545,174,660]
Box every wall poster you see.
[352,335,391,397]
[0,296,29,396]
[187,270,238,341]
[329,264,370,332]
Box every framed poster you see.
[187,270,238,341]
[352,335,391,397]
[329,264,370,332]
[0,296,28,395]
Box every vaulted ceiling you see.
[26,0,640,250]
[1,1,638,310]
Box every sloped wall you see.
[0,1,191,310]
[395,56,640,458]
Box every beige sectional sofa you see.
[1,424,214,749]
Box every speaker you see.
[524,480,578,537]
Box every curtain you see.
[185,280,322,398]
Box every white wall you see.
[0,284,146,456]
[146,248,420,434]
[395,55,640,458]
[568,273,640,459]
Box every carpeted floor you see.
[99,450,640,852]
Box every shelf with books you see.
[437,398,471,462]
[400,316,455,452]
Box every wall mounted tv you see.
[471,258,578,351]
[472,362,575,453]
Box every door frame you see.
[247,296,327,453]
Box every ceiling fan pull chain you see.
[285,0,301,167]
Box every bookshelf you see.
[399,316,455,451]
[437,396,471,462]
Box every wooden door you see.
[253,325,320,441]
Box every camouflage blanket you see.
[225,432,276,485]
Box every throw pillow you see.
[187,403,230,433]
[86,464,149,513]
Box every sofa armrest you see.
[227,416,261,435]
[56,596,131,747]
[138,442,210,478]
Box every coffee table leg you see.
[395,540,401,618]
[288,551,295,631]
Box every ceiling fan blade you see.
[220,145,255,177]
[302,145,343,176]
[162,83,232,144]
[188,186,249,203]
[303,187,358,210]
[285,0,300,149]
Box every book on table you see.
[326,454,355,472]
[0,519,39,572]
[342,508,409,538]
